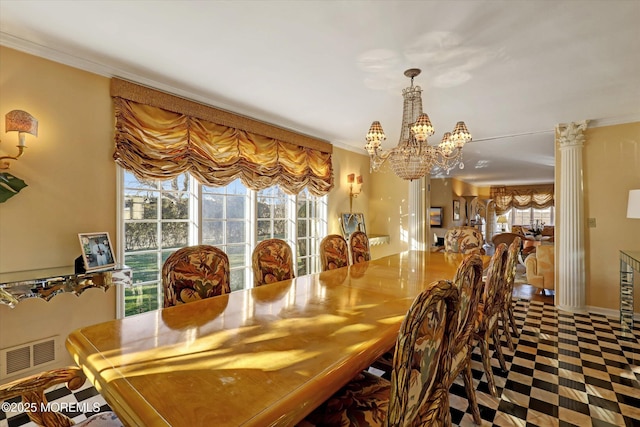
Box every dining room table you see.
[65,250,490,427]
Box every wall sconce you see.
[1,110,39,169]
[347,173,363,212]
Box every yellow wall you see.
[582,122,640,312]
[0,47,115,272]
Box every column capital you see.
[556,120,589,148]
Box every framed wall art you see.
[453,200,461,221]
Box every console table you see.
[620,250,640,330]
[0,265,132,307]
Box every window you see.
[511,206,554,226]
[120,169,326,317]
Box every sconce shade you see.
[347,173,355,184]
[6,110,38,136]
[627,189,640,219]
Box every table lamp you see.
[627,189,640,219]
[497,215,508,232]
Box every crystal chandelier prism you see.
[364,68,472,181]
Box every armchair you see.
[525,244,555,293]
[444,226,485,255]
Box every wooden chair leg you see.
[508,306,520,338]
[501,312,515,351]
[478,334,498,397]
[493,328,508,372]
[462,363,481,425]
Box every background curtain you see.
[490,184,554,215]
[111,79,334,196]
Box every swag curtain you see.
[111,78,334,196]
[490,184,554,215]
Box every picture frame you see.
[453,200,461,221]
[429,207,443,227]
[339,212,366,239]
[78,232,116,272]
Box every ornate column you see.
[408,177,428,250]
[556,121,589,312]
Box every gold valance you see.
[490,184,554,215]
[111,78,334,196]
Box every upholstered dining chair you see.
[319,234,350,271]
[0,367,123,427]
[500,236,522,351]
[162,245,231,308]
[252,239,295,287]
[300,279,459,427]
[446,254,485,425]
[444,226,485,255]
[473,243,508,398]
[349,231,371,264]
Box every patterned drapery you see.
[111,79,334,196]
[490,184,554,215]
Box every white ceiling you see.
[1,1,639,186]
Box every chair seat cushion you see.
[303,371,390,426]
[77,411,123,427]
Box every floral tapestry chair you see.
[444,226,485,255]
[162,245,231,308]
[319,234,350,271]
[446,254,485,425]
[500,236,522,351]
[252,239,294,287]
[473,243,508,397]
[349,231,371,264]
[0,367,123,427]
[300,280,459,427]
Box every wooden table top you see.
[66,251,489,427]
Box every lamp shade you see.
[5,110,38,136]
[627,189,640,219]
[497,215,508,224]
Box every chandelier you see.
[364,68,472,181]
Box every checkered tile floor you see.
[2,300,639,427]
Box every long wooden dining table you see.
[66,250,490,427]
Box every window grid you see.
[120,169,326,317]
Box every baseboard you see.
[585,305,640,322]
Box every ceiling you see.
[1,1,639,186]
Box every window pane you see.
[124,191,158,220]
[230,269,246,292]
[203,221,224,245]
[203,195,224,219]
[227,221,246,244]
[257,220,272,240]
[124,174,157,190]
[125,284,159,316]
[160,174,189,191]
[226,196,245,219]
[125,222,158,251]
[161,193,189,219]
[124,252,159,284]
[226,245,247,268]
[161,222,188,248]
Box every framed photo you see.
[429,207,443,227]
[340,212,366,239]
[78,232,116,272]
[453,200,461,221]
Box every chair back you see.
[162,245,231,308]
[0,367,122,427]
[502,236,522,310]
[491,232,522,250]
[349,231,371,264]
[479,243,508,325]
[387,280,459,426]
[448,254,484,363]
[444,226,485,254]
[319,234,350,271]
[252,239,294,287]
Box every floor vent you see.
[1,337,58,380]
